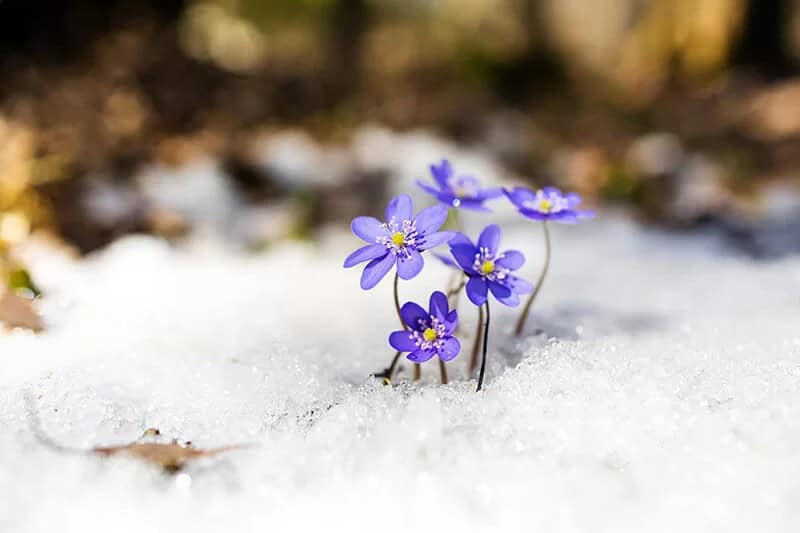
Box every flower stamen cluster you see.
[376,218,419,258]
[409,316,447,351]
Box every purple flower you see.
[417,159,503,212]
[504,186,595,223]
[389,291,460,363]
[343,194,453,290]
[448,224,534,307]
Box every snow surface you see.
[2,157,800,532]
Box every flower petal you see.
[543,186,563,197]
[476,187,504,200]
[438,337,461,361]
[418,230,455,250]
[400,301,428,330]
[443,310,458,334]
[454,175,479,190]
[550,211,579,223]
[450,243,477,272]
[503,186,536,207]
[417,180,443,197]
[396,249,424,280]
[454,198,491,212]
[466,276,488,306]
[414,204,449,235]
[495,250,525,271]
[495,291,520,307]
[517,208,549,221]
[566,192,583,208]
[508,275,534,294]
[408,349,435,363]
[434,252,459,269]
[436,192,462,208]
[477,224,501,255]
[489,281,512,301]
[429,291,449,319]
[344,244,387,268]
[386,194,413,222]
[389,330,417,352]
[449,232,473,247]
[430,160,453,188]
[351,216,385,243]
[360,253,396,290]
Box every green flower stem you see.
[514,221,551,337]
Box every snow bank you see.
[1,210,799,532]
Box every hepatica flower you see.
[504,186,594,222]
[448,224,533,307]
[344,194,452,290]
[417,159,502,212]
[503,186,594,336]
[389,291,460,363]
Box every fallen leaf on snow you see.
[0,289,43,331]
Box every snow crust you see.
[2,177,800,532]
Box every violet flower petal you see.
[503,186,536,205]
[434,252,459,269]
[495,250,525,271]
[509,276,534,294]
[416,180,442,196]
[443,310,458,334]
[343,244,387,268]
[430,160,452,188]
[389,330,417,352]
[385,194,413,222]
[429,291,449,320]
[466,276,488,306]
[450,243,478,272]
[418,231,455,250]
[489,281,512,300]
[400,301,428,330]
[396,249,424,280]
[408,349,435,363]
[438,337,461,361]
[351,216,385,243]
[360,253,396,290]
[414,204,449,235]
[477,224,501,255]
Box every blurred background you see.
[1,0,800,281]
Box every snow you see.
[2,187,800,531]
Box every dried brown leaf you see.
[0,290,43,331]
[92,443,244,472]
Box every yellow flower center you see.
[423,328,438,342]
[481,260,495,275]
[391,232,406,246]
[538,199,552,212]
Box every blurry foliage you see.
[0,0,799,253]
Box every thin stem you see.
[468,304,484,375]
[373,351,402,383]
[476,301,490,392]
[393,272,404,329]
[446,277,466,299]
[452,209,463,232]
[514,221,551,337]
[438,358,448,385]
[393,272,421,381]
